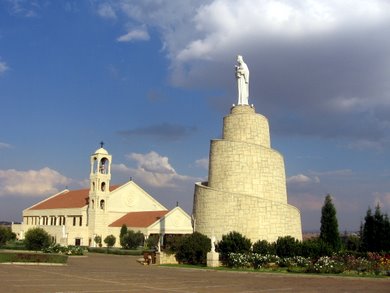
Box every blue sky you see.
[1,0,390,231]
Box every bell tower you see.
[88,142,112,244]
[89,142,112,202]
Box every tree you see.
[383,214,390,251]
[252,239,275,255]
[163,234,185,253]
[121,230,144,249]
[145,234,160,250]
[24,227,51,251]
[340,231,360,252]
[217,231,252,263]
[175,232,211,265]
[275,236,301,257]
[361,207,374,251]
[119,224,128,248]
[104,234,116,249]
[361,205,390,252]
[94,235,102,247]
[0,226,16,246]
[300,238,332,258]
[319,194,341,251]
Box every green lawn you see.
[0,251,68,264]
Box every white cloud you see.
[373,192,390,210]
[0,142,11,149]
[127,151,176,174]
[289,193,323,211]
[97,0,390,148]
[117,28,150,42]
[0,61,9,75]
[95,0,390,64]
[195,157,209,169]
[167,0,390,62]
[0,167,71,197]
[97,2,117,19]
[287,174,320,185]
[112,151,199,188]
[5,0,42,17]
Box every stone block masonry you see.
[193,104,302,242]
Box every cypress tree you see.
[383,214,390,251]
[361,205,390,252]
[119,224,128,248]
[319,194,341,251]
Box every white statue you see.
[211,235,216,252]
[235,55,250,105]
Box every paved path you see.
[1,253,389,293]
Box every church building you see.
[12,146,193,247]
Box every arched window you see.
[92,182,95,191]
[93,157,98,173]
[101,182,106,192]
[91,199,95,209]
[99,158,109,174]
[100,200,105,210]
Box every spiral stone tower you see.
[192,104,302,242]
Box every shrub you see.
[24,228,51,251]
[217,231,252,263]
[0,226,16,246]
[252,240,275,255]
[275,236,301,257]
[175,232,211,265]
[251,253,280,269]
[340,233,360,252]
[227,252,252,268]
[163,234,185,253]
[301,238,333,258]
[306,256,345,274]
[277,256,311,269]
[146,234,159,250]
[104,235,116,248]
[42,244,84,255]
[94,235,102,247]
[121,230,144,249]
[42,243,63,253]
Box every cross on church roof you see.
[100,141,104,148]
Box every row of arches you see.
[92,181,106,192]
[90,199,105,210]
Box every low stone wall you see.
[155,252,178,265]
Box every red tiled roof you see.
[109,210,169,228]
[29,186,119,210]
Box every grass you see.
[1,240,27,250]
[0,251,68,264]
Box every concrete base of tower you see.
[192,182,302,243]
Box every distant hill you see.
[0,221,14,227]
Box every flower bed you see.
[42,244,84,255]
[226,252,390,276]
